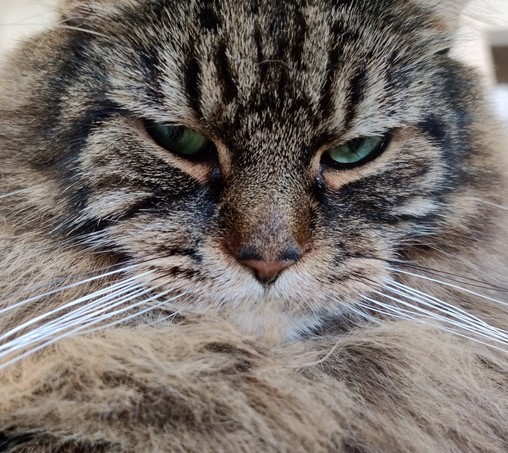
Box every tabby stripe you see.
[343,68,367,130]
[153,246,203,263]
[160,266,199,279]
[419,114,448,146]
[184,54,203,116]
[44,33,91,126]
[290,6,307,69]
[61,102,121,165]
[215,42,238,103]
[48,102,121,209]
[198,2,221,32]
[393,213,441,224]
[140,47,164,105]
[269,7,290,61]
[250,0,259,14]
[319,22,345,118]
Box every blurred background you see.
[0,0,507,124]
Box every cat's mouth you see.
[127,249,386,340]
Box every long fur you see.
[0,0,507,451]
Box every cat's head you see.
[4,0,498,338]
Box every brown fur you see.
[0,0,507,451]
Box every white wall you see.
[0,0,57,55]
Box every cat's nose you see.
[232,246,302,284]
[238,259,296,284]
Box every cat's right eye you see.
[145,121,214,161]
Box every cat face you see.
[16,0,488,338]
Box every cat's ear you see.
[413,0,470,31]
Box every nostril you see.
[225,241,304,284]
[238,259,296,284]
[279,246,303,262]
[231,244,262,262]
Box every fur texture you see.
[0,0,507,451]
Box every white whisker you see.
[0,276,148,343]
[80,292,187,335]
[373,289,508,344]
[348,305,380,325]
[0,22,110,39]
[388,259,508,293]
[357,301,508,353]
[0,189,28,200]
[385,280,504,332]
[8,283,146,348]
[357,301,412,321]
[389,267,508,307]
[0,274,159,358]
[362,294,508,348]
[52,24,110,38]
[0,290,186,370]
[0,264,144,316]
[0,283,147,355]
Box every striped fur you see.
[0,0,507,451]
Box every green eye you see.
[324,136,387,169]
[146,122,211,159]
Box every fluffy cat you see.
[0,0,507,451]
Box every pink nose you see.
[238,259,296,284]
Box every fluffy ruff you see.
[1,320,507,452]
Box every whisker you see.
[30,285,151,340]
[357,301,508,353]
[347,305,380,325]
[389,267,508,307]
[52,24,111,38]
[0,277,145,344]
[143,309,183,327]
[0,290,186,370]
[0,264,144,316]
[362,294,508,348]
[385,280,504,332]
[388,259,508,293]
[0,189,29,200]
[0,285,182,366]
[6,281,152,345]
[357,301,412,321]
[80,292,187,336]
[344,252,508,293]
[372,287,508,345]
[0,281,150,354]
[0,21,110,39]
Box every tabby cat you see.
[0,0,507,451]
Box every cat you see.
[0,0,507,451]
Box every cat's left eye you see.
[322,135,388,169]
[145,122,214,161]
